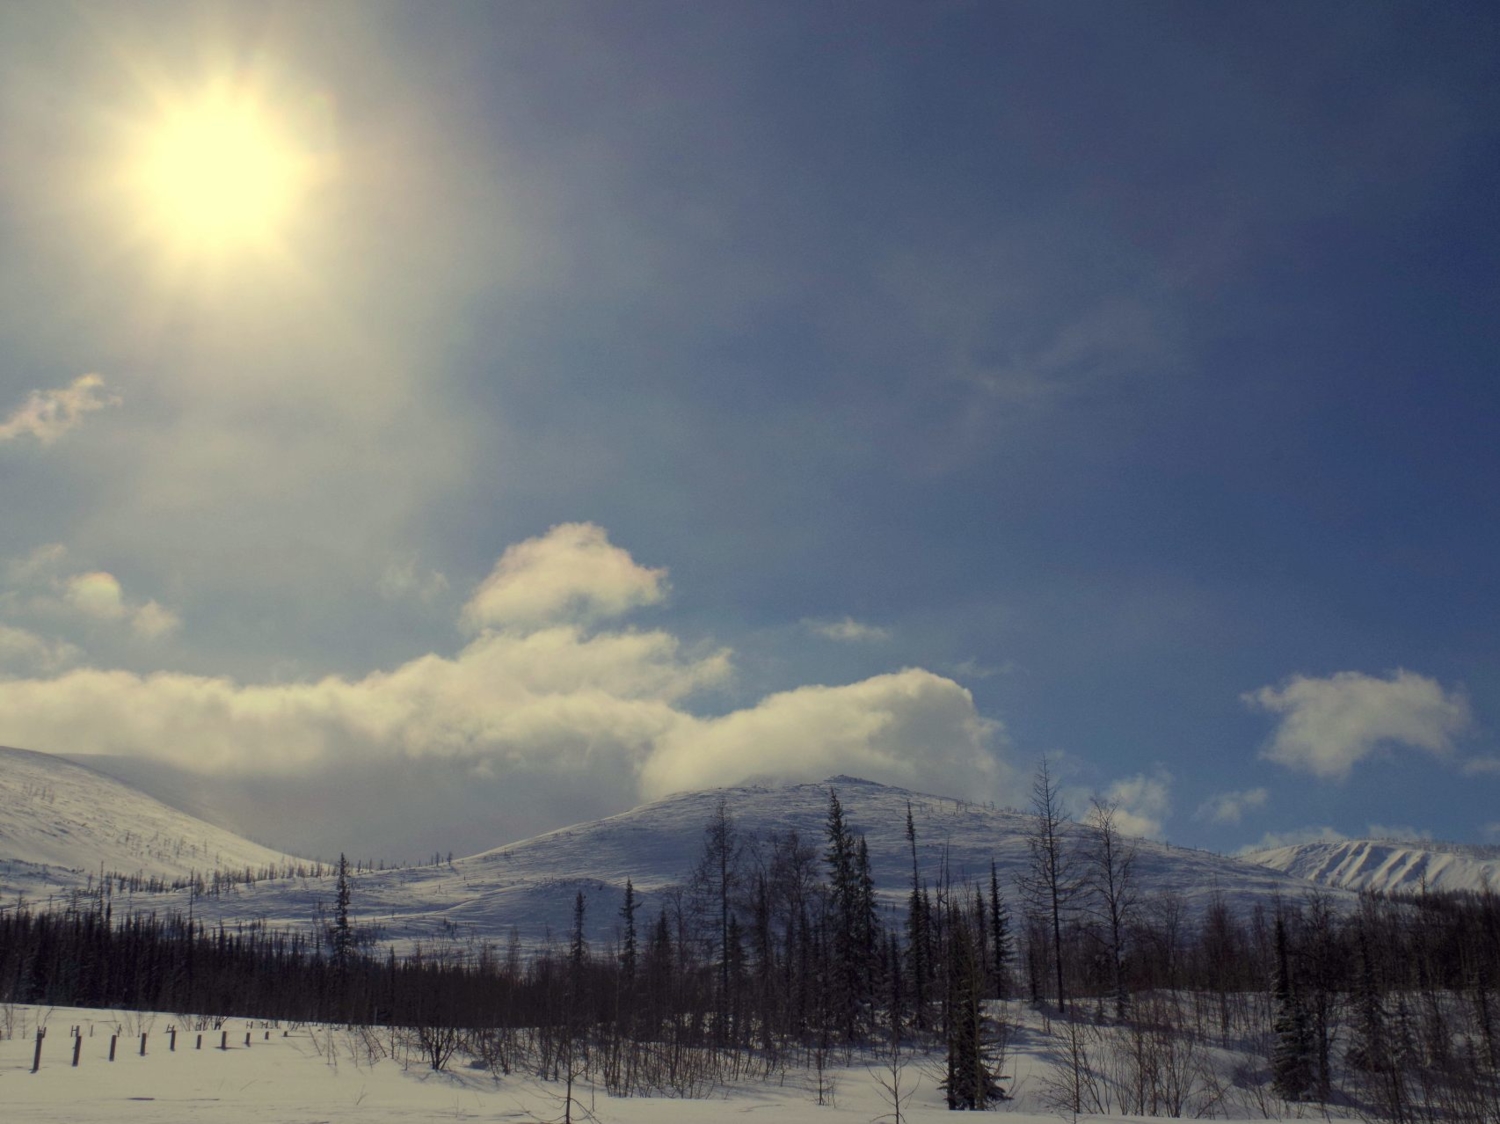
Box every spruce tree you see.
[1271,915,1314,1102]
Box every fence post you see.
[244,1031,251,1047]
[220,1030,228,1050]
[140,1032,147,1056]
[196,1033,203,1050]
[31,1027,45,1073]
[169,1027,177,1051]
[72,1035,82,1067]
[109,1034,118,1061]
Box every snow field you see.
[0,1002,1358,1124]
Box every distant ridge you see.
[1245,838,1500,896]
[84,774,1348,953]
[0,745,305,900]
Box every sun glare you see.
[123,85,314,261]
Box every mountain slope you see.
[0,746,304,899]
[102,775,1342,952]
[1245,838,1500,895]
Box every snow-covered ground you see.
[1245,837,1500,895]
[0,1002,1356,1124]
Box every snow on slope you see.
[0,746,302,900]
[109,775,1341,953]
[1246,838,1500,895]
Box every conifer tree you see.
[1271,915,1314,1102]
[905,802,931,1031]
[989,860,1012,1000]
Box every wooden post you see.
[31,1026,45,1072]
[109,1034,118,1061]
[72,1035,82,1067]
[196,1033,203,1050]
[139,1032,147,1056]
[244,1031,251,1047]
[264,1030,270,1040]
[169,1027,177,1051]
[220,1029,228,1050]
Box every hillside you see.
[1245,837,1500,896]
[0,746,304,901]
[99,775,1341,952]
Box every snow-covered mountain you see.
[1245,838,1500,896]
[83,775,1343,953]
[0,746,303,901]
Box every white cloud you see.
[1090,769,1172,839]
[1461,756,1500,776]
[0,374,119,444]
[1194,786,1269,826]
[804,617,892,643]
[378,559,450,604]
[1238,825,1349,855]
[1244,669,1471,780]
[0,530,1008,812]
[947,659,1018,681]
[0,624,80,675]
[129,600,182,640]
[461,523,668,631]
[64,571,128,621]
[3,551,180,642]
[641,668,1003,800]
[1364,823,1435,843]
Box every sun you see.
[122,83,315,261]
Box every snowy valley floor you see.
[0,1002,1364,1124]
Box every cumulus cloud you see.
[1194,786,1269,826]
[0,374,120,444]
[0,527,1007,813]
[0,624,80,675]
[1244,669,1471,780]
[804,617,892,643]
[641,669,1003,800]
[461,523,668,631]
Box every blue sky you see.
[0,1,1496,859]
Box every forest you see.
[2,777,1498,1121]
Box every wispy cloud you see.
[804,616,891,643]
[0,623,80,674]
[1238,825,1348,855]
[378,559,450,604]
[0,374,119,444]
[1194,786,1269,826]
[2,545,180,641]
[1244,669,1471,780]
[1096,769,1172,839]
[1070,767,1173,839]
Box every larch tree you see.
[1015,757,1081,1015]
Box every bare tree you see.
[1084,796,1137,1022]
[1016,757,1081,1014]
[691,796,743,1044]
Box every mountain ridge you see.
[0,745,307,901]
